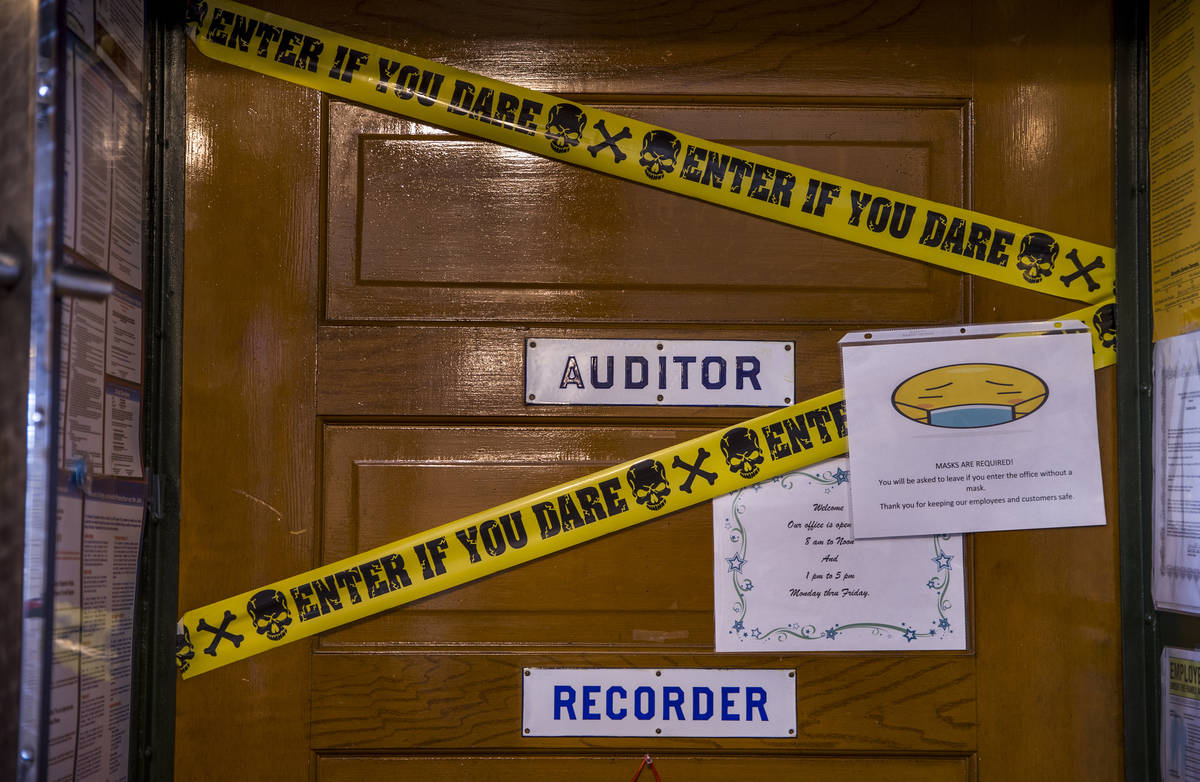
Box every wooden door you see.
[176,1,1121,779]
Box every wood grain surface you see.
[178,0,1120,779]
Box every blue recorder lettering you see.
[522,668,797,737]
[551,683,769,723]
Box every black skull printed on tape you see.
[626,459,671,511]
[545,104,588,153]
[247,589,293,642]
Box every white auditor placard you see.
[522,668,796,737]
[525,339,794,406]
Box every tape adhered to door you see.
[186,1,1115,303]
[176,299,1114,678]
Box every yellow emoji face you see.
[891,363,1048,429]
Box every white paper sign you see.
[73,44,113,270]
[63,297,107,472]
[107,90,143,289]
[76,480,144,782]
[522,668,795,737]
[49,473,83,782]
[840,321,1105,538]
[525,339,794,406]
[1153,330,1200,614]
[105,287,142,383]
[1163,646,1200,780]
[713,458,965,651]
[103,382,142,478]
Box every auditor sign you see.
[525,338,795,407]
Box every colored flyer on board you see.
[1150,0,1200,341]
[713,458,965,651]
[1163,646,1200,780]
[839,321,1105,539]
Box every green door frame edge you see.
[130,4,184,780]
[129,3,1156,778]
[1115,0,1155,779]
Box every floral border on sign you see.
[723,468,955,644]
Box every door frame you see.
[138,4,1156,780]
[130,5,186,782]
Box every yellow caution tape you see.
[1069,298,1118,367]
[186,1,1115,304]
[176,299,1114,677]
[177,390,848,677]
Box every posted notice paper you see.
[1163,646,1200,780]
[76,479,144,782]
[1153,329,1200,614]
[840,321,1106,539]
[713,458,965,651]
[1151,0,1200,341]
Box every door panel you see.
[178,54,318,780]
[314,754,974,782]
[320,424,717,648]
[317,325,846,418]
[309,654,975,751]
[970,1,1120,773]
[325,100,965,323]
[317,424,976,750]
[178,0,1119,779]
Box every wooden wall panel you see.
[324,101,966,324]
[177,54,321,781]
[317,425,975,752]
[969,1,1122,778]
[321,424,715,649]
[316,753,973,782]
[310,654,975,751]
[277,0,972,99]
[180,1,1121,779]
[317,326,840,419]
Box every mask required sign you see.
[521,668,797,737]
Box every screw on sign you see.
[630,755,663,782]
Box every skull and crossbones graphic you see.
[720,427,765,479]
[626,459,671,510]
[247,589,293,642]
[185,0,208,37]
[544,104,588,153]
[639,130,681,180]
[1015,232,1059,284]
[1093,302,1116,349]
[672,448,719,493]
[176,624,195,673]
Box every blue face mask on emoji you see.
[928,404,1015,429]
